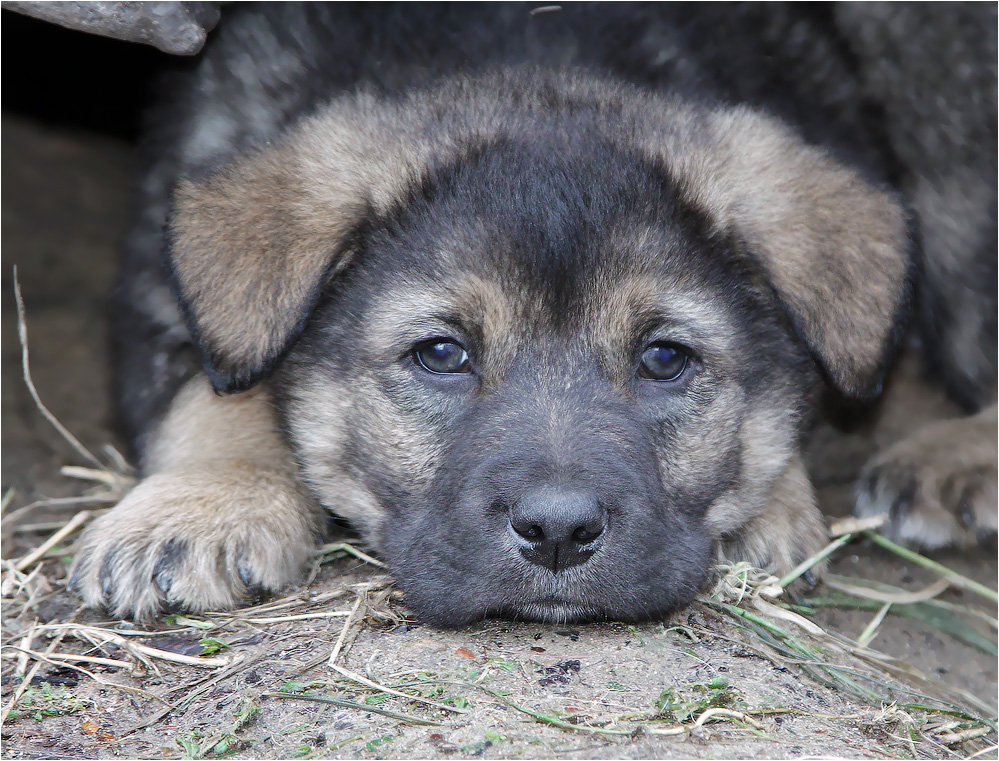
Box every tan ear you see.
[168,105,431,392]
[652,106,913,400]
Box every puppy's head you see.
[169,71,911,626]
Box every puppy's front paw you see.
[855,409,998,549]
[716,454,829,577]
[70,466,322,620]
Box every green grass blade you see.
[804,593,997,656]
[861,531,998,602]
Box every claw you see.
[67,562,83,594]
[236,554,265,601]
[152,539,187,595]
[98,548,119,605]
[860,468,880,500]
[887,477,916,520]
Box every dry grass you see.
[4,485,994,756]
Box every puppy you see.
[69,4,994,625]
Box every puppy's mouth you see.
[384,527,713,627]
[496,598,604,625]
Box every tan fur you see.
[705,403,798,536]
[278,373,386,539]
[856,404,998,549]
[170,101,436,383]
[71,376,323,620]
[642,105,909,398]
[590,271,738,386]
[283,272,522,546]
[720,454,827,575]
[593,272,826,574]
[365,273,520,379]
[451,273,522,385]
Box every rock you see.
[1,2,220,54]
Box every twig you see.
[169,616,213,629]
[329,596,363,666]
[2,497,114,528]
[0,562,40,600]
[936,726,990,745]
[0,488,14,517]
[207,590,347,618]
[13,271,107,474]
[825,575,951,604]
[328,663,468,714]
[779,532,855,588]
[104,637,229,669]
[0,628,68,724]
[60,466,132,488]
[102,444,134,476]
[13,521,82,534]
[401,676,770,738]
[856,602,892,648]
[13,510,92,572]
[1,648,133,671]
[14,620,37,678]
[861,531,998,602]
[234,611,352,625]
[642,724,687,736]
[472,685,632,735]
[37,623,202,638]
[126,655,258,734]
[752,597,826,635]
[828,515,888,536]
[1,647,162,703]
[692,707,764,730]
[965,744,999,759]
[318,542,386,568]
[49,624,229,668]
[263,691,444,726]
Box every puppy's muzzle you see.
[509,487,607,573]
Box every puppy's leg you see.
[719,454,829,576]
[70,375,323,619]
[855,404,998,549]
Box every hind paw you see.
[855,408,997,549]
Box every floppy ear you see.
[168,109,430,393]
[656,106,913,400]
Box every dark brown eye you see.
[415,340,471,374]
[638,343,689,381]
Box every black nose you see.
[510,488,606,573]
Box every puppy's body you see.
[73,3,996,624]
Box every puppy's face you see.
[276,138,814,625]
[169,72,910,627]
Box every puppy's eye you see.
[638,343,689,381]
[414,340,471,374]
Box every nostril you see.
[572,524,603,544]
[515,523,545,542]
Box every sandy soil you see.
[1,115,996,760]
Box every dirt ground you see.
[1,114,997,760]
